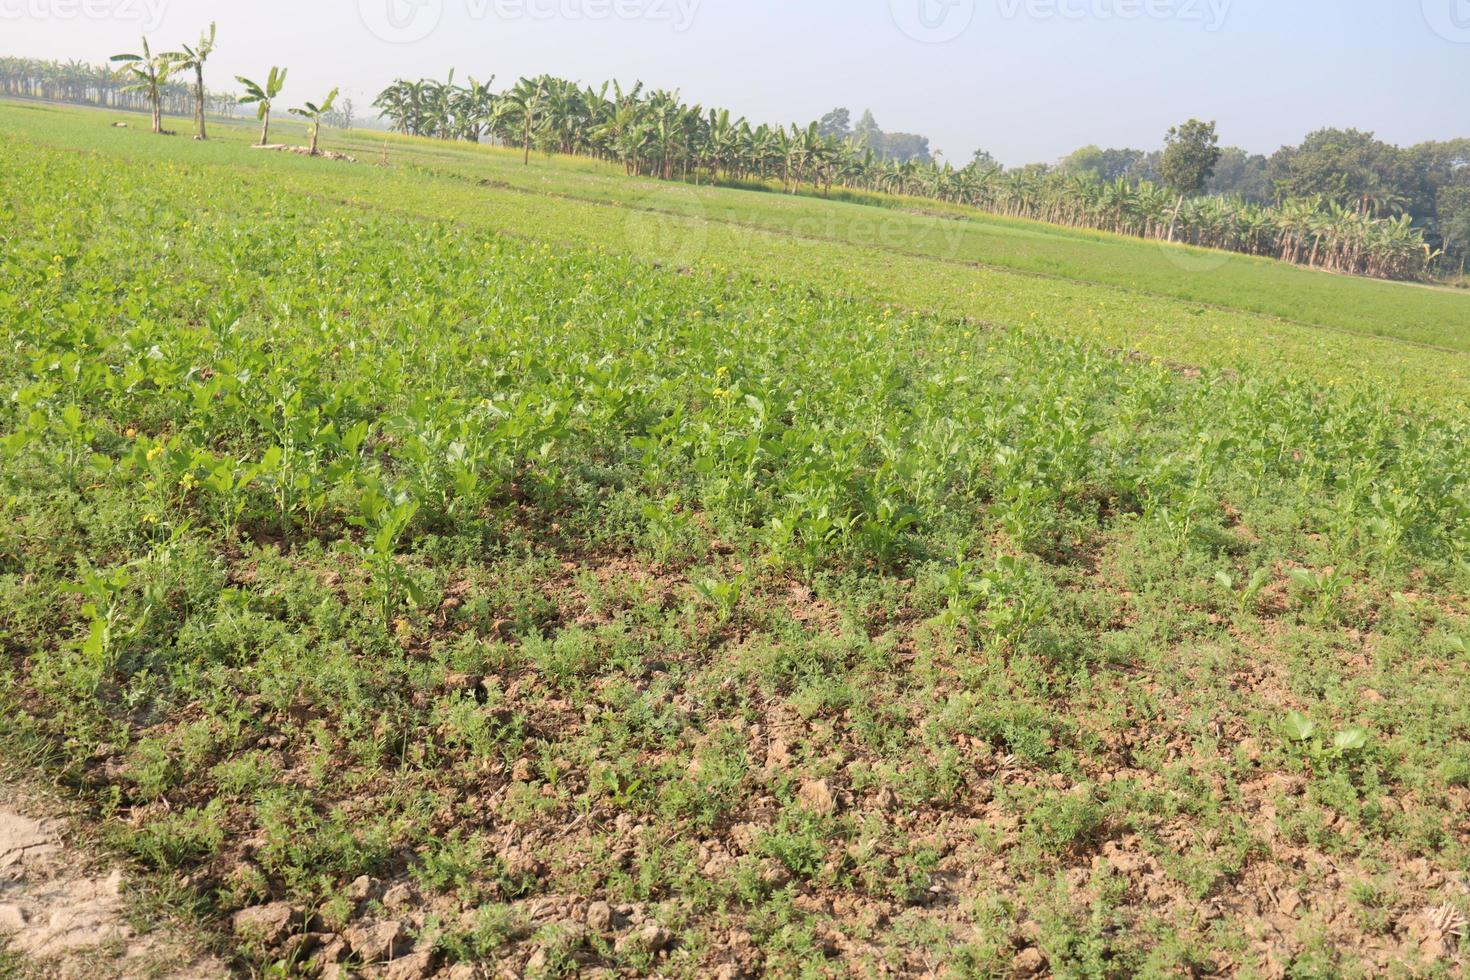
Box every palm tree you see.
[290,87,339,156]
[111,38,173,134]
[165,22,216,140]
[237,67,287,146]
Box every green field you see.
[2,101,1469,977]
[6,101,1470,403]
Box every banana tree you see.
[110,38,172,134]
[237,67,287,146]
[290,87,339,156]
[354,65,1444,281]
[495,76,548,165]
[165,22,216,140]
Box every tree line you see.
[2,37,1462,280]
[374,72,1461,280]
[0,53,355,140]
[0,54,240,123]
[1058,131,1470,273]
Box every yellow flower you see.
[125,427,138,439]
[142,513,158,525]
[146,445,165,462]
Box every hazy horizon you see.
[3,0,1467,166]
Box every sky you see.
[3,0,1467,166]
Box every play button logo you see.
[1423,0,1470,41]
[360,0,444,43]
[890,0,975,43]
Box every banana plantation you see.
[375,73,1446,280]
[0,56,239,122]
[0,52,1446,280]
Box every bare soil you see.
[0,785,225,979]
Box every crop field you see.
[2,101,1470,978]
[6,101,1470,404]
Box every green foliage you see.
[1281,711,1371,768]
[1160,118,1222,197]
[1,101,1469,980]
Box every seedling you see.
[1288,566,1350,621]
[1281,711,1370,767]
[692,571,745,624]
[341,491,424,624]
[1214,567,1271,613]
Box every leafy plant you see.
[340,491,423,625]
[692,571,745,624]
[111,38,173,134]
[1289,566,1351,622]
[1281,711,1370,767]
[289,86,339,156]
[1214,567,1271,613]
[163,22,216,140]
[236,66,287,146]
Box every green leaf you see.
[1333,728,1368,753]
[1283,711,1316,742]
[82,619,107,658]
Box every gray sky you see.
[4,0,1467,165]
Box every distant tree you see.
[165,22,215,140]
[970,148,1000,170]
[882,132,931,164]
[839,115,933,164]
[1160,120,1221,195]
[852,110,882,152]
[817,107,851,141]
[1207,146,1270,203]
[237,67,287,146]
[1060,145,1149,183]
[1268,129,1407,216]
[290,87,339,156]
[1438,182,1470,273]
[1159,119,1221,239]
[326,96,356,130]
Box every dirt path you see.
[0,785,226,979]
